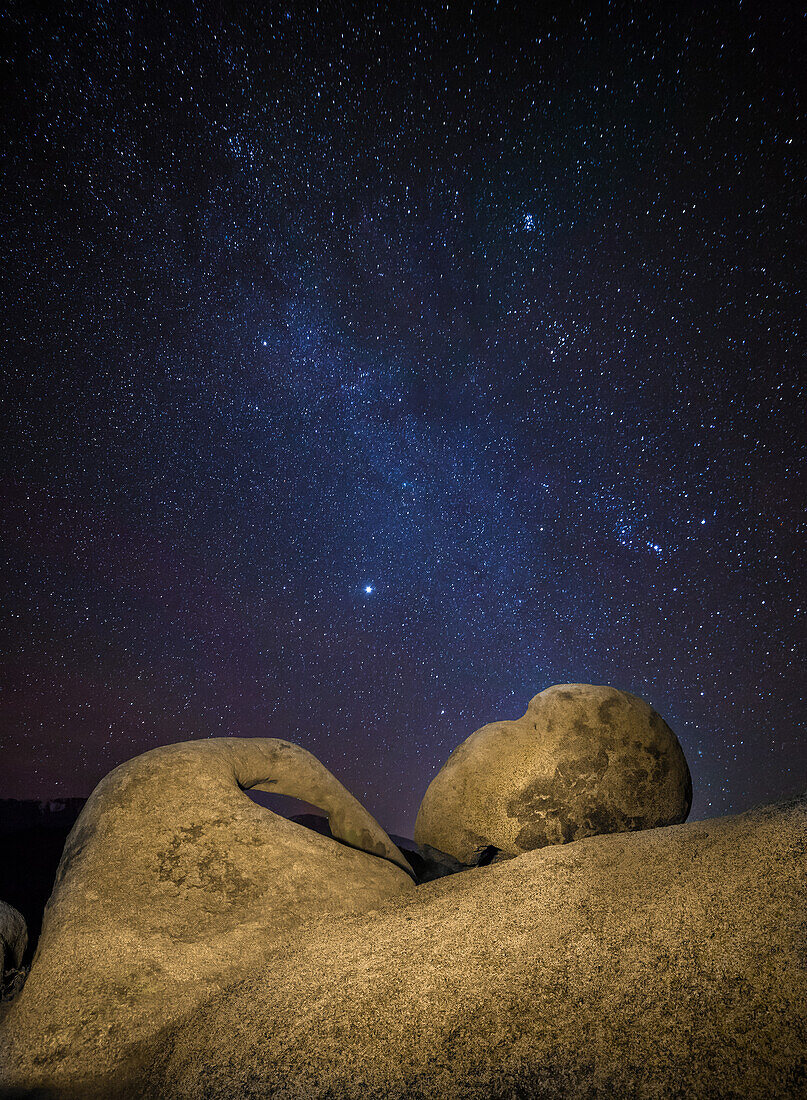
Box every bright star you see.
[364,585,373,594]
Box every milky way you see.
[2,1,804,835]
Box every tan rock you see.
[150,798,807,1099]
[415,683,692,863]
[0,900,26,975]
[2,735,803,1100]
[0,738,414,1093]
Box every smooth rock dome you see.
[415,683,692,864]
[0,738,414,1093]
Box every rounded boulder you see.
[415,683,692,864]
[0,899,27,976]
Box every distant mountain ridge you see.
[0,799,89,965]
[0,798,87,836]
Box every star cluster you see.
[1,1,804,835]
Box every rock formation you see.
[140,798,807,1098]
[415,683,692,863]
[0,738,414,1092]
[2,795,797,1098]
[0,900,26,977]
[291,813,467,883]
[1,718,803,1099]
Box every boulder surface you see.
[416,683,692,863]
[0,899,26,976]
[3,795,805,1097]
[0,738,414,1093]
[147,798,807,1099]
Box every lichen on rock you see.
[415,683,692,864]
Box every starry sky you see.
[1,1,804,836]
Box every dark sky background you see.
[1,0,804,837]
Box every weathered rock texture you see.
[0,738,413,1093]
[416,683,692,863]
[3,797,805,1098]
[144,798,807,1098]
[0,899,26,975]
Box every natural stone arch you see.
[220,737,413,874]
[1,738,414,1095]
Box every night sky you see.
[2,1,804,837]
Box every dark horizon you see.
[2,1,804,840]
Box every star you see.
[1,0,801,842]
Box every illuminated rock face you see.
[1,755,804,1098]
[147,799,807,1098]
[415,684,692,864]
[0,900,26,975]
[0,738,413,1093]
